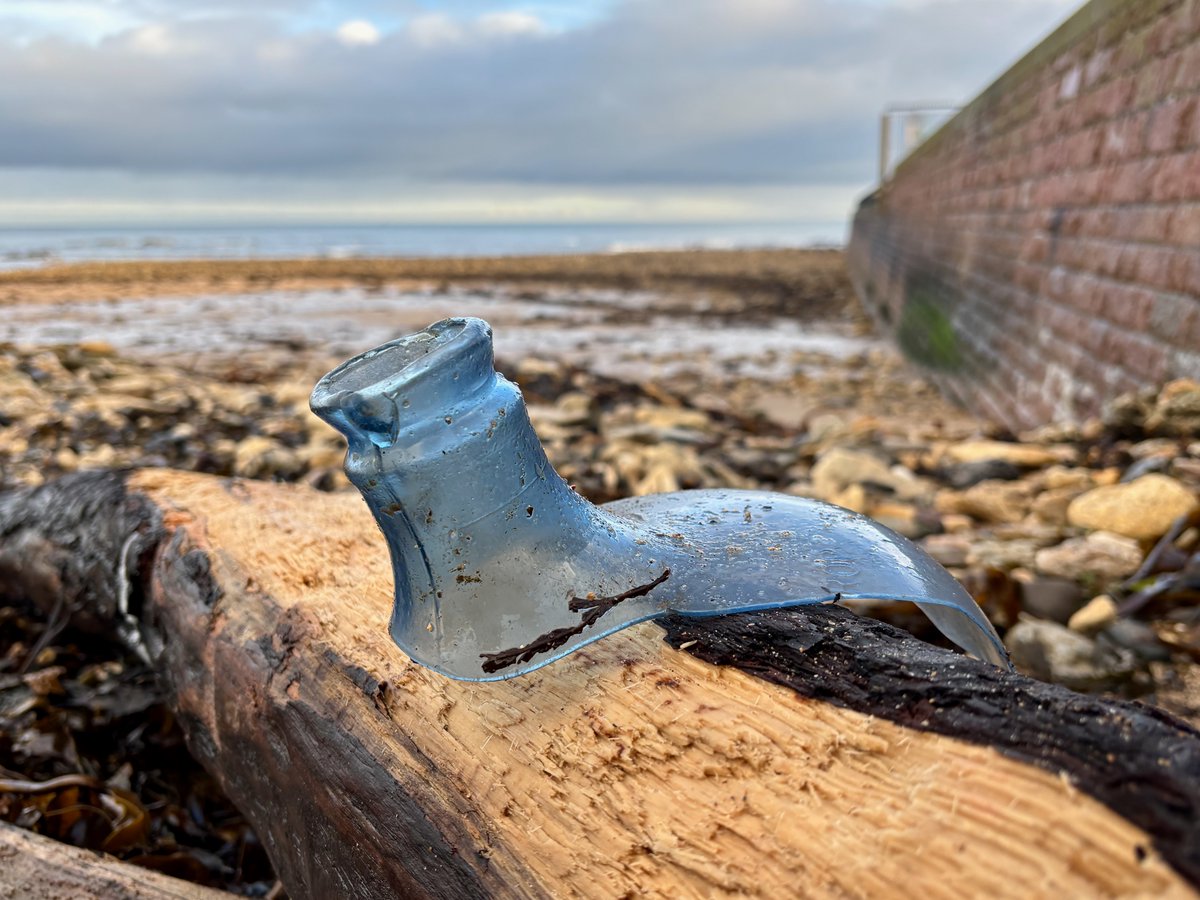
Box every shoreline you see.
[0,247,855,321]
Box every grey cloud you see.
[0,0,1076,188]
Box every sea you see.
[0,221,846,270]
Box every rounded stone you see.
[1067,474,1199,541]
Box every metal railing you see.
[879,103,961,182]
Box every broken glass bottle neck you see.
[312,317,1010,681]
[311,317,627,568]
[312,319,669,679]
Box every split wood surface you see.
[0,821,229,899]
[2,469,1199,899]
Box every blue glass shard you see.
[311,317,1010,681]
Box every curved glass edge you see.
[415,592,1011,682]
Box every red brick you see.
[1134,246,1176,290]
[1123,206,1174,243]
[1084,47,1114,89]
[1092,207,1121,239]
[1126,338,1169,382]
[1150,293,1200,347]
[1168,205,1200,246]
[1187,253,1200,294]
[1088,77,1132,122]
[1170,44,1200,94]
[1148,12,1177,55]
[1150,153,1194,201]
[1080,127,1105,167]
[1014,262,1042,292]
[1183,155,1200,200]
[1018,233,1048,265]
[1113,243,1142,281]
[1163,1,1198,49]
[1135,58,1170,107]
[1103,283,1157,329]
[1113,30,1146,73]
[1107,158,1158,203]
[1100,111,1147,160]
[1051,239,1086,272]
[1146,96,1199,154]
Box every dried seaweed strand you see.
[479,568,671,673]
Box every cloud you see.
[336,19,382,47]
[477,11,546,37]
[0,0,1078,221]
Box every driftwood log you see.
[2,469,1200,899]
[0,821,230,900]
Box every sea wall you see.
[848,0,1200,429]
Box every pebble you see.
[868,501,933,539]
[1012,573,1083,624]
[921,534,971,567]
[941,479,1033,524]
[1145,379,1200,436]
[1006,616,1138,691]
[53,447,80,472]
[939,513,974,534]
[1040,466,1096,491]
[1031,485,1087,526]
[944,439,1063,468]
[1035,532,1144,583]
[968,539,1043,571]
[233,436,302,480]
[1099,619,1172,663]
[809,447,899,500]
[78,444,118,469]
[1067,474,1199,541]
[1067,595,1118,634]
[941,459,1021,490]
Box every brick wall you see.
[847,0,1200,430]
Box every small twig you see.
[0,773,109,795]
[567,569,671,613]
[1120,514,1188,592]
[1117,515,1192,618]
[18,591,68,675]
[480,569,671,674]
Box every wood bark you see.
[2,469,1200,899]
[0,821,231,899]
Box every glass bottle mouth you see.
[310,317,494,442]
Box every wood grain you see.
[0,822,232,900]
[122,469,1197,899]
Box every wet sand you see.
[0,248,855,319]
[0,280,880,383]
[0,248,878,388]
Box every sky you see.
[0,0,1080,226]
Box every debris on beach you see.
[1,337,1197,718]
[0,592,280,895]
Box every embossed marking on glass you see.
[311,317,1010,681]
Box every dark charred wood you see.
[0,470,161,641]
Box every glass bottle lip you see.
[310,317,495,433]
